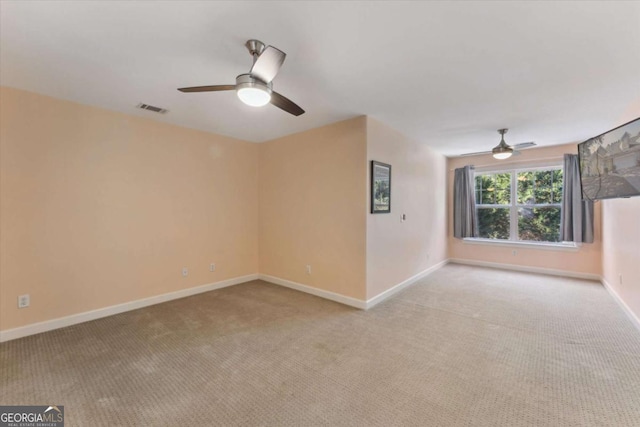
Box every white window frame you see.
[468,165,577,250]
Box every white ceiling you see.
[2,1,639,156]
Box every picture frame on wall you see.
[578,117,640,200]
[371,160,391,213]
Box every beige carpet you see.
[2,264,640,426]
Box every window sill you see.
[462,238,580,252]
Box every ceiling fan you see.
[178,39,305,116]
[459,129,536,159]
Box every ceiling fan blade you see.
[178,85,236,93]
[250,46,286,83]
[459,150,491,157]
[270,91,305,116]
[513,141,536,149]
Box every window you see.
[475,167,563,243]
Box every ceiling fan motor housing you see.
[235,74,272,93]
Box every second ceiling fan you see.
[178,39,305,116]
[460,129,536,159]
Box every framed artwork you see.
[371,161,391,213]
[578,117,640,200]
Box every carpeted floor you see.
[2,264,640,426]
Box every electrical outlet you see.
[512,250,517,256]
[182,267,188,277]
[305,265,312,275]
[18,294,30,308]
[210,263,216,272]
[619,274,623,285]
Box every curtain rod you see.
[448,155,564,171]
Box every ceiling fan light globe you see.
[237,87,271,107]
[493,151,513,160]
[492,146,513,160]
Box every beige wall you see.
[0,87,259,330]
[5,85,631,334]
[600,107,640,323]
[447,143,602,276]
[366,118,447,298]
[258,117,368,299]
[601,185,640,322]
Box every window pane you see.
[517,171,535,204]
[534,170,553,204]
[518,169,563,205]
[481,175,494,204]
[477,207,510,239]
[476,173,510,205]
[518,206,561,242]
[552,169,563,203]
[495,173,511,204]
[475,176,483,204]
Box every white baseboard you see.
[449,258,601,281]
[0,274,259,343]
[258,274,367,309]
[365,260,449,309]
[8,260,632,343]
[601,277,640,332]
[259,260,449,311]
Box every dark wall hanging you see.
[371,161,391,213]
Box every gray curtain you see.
[560,154,594,243]
[453,165,477,239]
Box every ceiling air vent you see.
[136,103,168,114]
